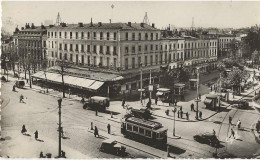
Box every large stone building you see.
[13,23,48,73]
[217,34,235,57]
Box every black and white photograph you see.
[1,0,260,158]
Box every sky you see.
[2,1,260,33]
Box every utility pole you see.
[195,67,200,119]
[57,98,62,157]
[149,70,152,100]
[140,63,143,105]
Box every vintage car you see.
[99,139,126,156]
[193,132,220,147]
[83,96,110,111]
[230,100,249,109]
[15,80,25,88]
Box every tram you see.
[121,117,167,148]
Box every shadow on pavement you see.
[169,145,186,155]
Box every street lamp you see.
[172,107,177,136]
[57,98,62,157]
[195,67,201,119]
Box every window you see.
[94,56,97,66]
[55,52,57,58]
[126,124,132,131]
[132,33,135,40]
[156,55,158,64]
[93,45,96,53]
[150,45,153,51]
[169,44,172,50]
[133,126,138,132]
[59,32,61,38]
[139,128,144,134]
[145,56,147,66]
[107,57,110,67]
[139,33,141,40]
[76,55,78,64]
[70,32,72,39]
[156,33,158,40]
[125,58,128,69]
[100,57,103,66]
[114,32,116,40]
[48,32,50,38]
[76,44,78,51]
[156,45,158,50]
[70,44,73,51]
[132,57,135,68]
[93,32,96,39]
[100,32,103,40]
[81,32,84,39]
[51,32,53,38]
[138,57,141,67]
[76,32,78,39]
[126,32,128,40]
[81,55,84,64]
[145,33,148,40]
[145,130,151,137]
[113,46,117,55]
[125,47,129,54]
[87,32,90,39]
[150,55,153,65]
[59,43,62,50]
[165,45,167,50]
[87,45,90,52]
[151,33,153,40]
[51,51,54,57]
[107,32,110,40]
[132,46,135,53]
[100,46,103,53]
[138,45,141,52]
[145,45,148,51]
[64,53,67,60]
[65,32,67,39]
[59,53,62,59]
[64,44,67,50]
[52,41,53,48]
[81,44,84,52]
[106,46,110,54]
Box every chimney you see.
[90,18,93,27]
[141,23,144,27]
[61,23,66,27]
[152,23,155,28]
[49,25,54,28]
[78,22,83,27]
[98,22,102,26]
[109,19,111,23]
[41,24,45,29]
[27,23,31,28]
[128,22,131,26]
[31,23,35,29]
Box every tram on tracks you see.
[121,117,168,148]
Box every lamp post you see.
[172,107,177,136]
[44,70,48,93]
[57,98,62,158]
[140,63,143,104]
[195,67,200,119]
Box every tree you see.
[226,69,249,95]
[178,67,190,82]
[243,28,260,55]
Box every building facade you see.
[218,34,235,57]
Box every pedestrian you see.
[180,106,182,111]
[107,124,111,134]
[213,129,216,135]
[34,130,38,140]
[95,109,98,116]
[20,94,24,103]
[229,116,232,125]
[229,128,235,139]
[180,110,183,119]
[211,86,213,92]
[94,126,99,137]
[165,109,169,116]
[91,122,93,130]
[21,125,27,135]
[122,97,125,107]
[39,152,44,158]
[191,103,195,111]
[175,99,177,106]
[177,110,180,118]
[237,120,241,129]
[199,93,201,99]
[12,85,16,91]
[186,112,189,120]
[155,97,158,105]
[199,111,202,119]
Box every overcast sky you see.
[2,1,260,31]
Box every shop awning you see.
[32,71,104,91]
[204,98,213,104]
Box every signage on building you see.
[148,85,153,91]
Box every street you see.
[1,71,260,158]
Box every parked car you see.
[193,132,220,147]
[99,139,126,156]
[83,96,110,111]
[230,100,249,109]
[15,80,25,88]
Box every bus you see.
[121,117,167,148]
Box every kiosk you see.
[204,94,218,110]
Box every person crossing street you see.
[107,124,111,134]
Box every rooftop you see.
[48,22,159,31]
